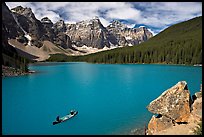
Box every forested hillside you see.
[47,16,202,65]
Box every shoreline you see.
[2,65,35,77]
[129,127,146,135]
[45,60,202,67]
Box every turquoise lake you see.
[2,62,202,135]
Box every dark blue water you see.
[2,62,202,135]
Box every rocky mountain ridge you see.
[106,20,153,46]
[2,2,153,61]
[66,16,117,49]
[2,3,153,60]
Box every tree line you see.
[47,16,202,65]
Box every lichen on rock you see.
[147,114,174,135]
[147,81,202,135]
[147,81,192,123]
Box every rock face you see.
[66,17,118,49]
[107,20,153,46]
[11,5,45,47]
[147,81,203,135]
[10,6,72,49]
[147,81,192,123]
[2,2,23,60]
[191,90,202,118]
[66,18,153,49]
[147,114,174,135]
[53,20,72,49]
[2,3,24,39]
[200,83,202,92]
[40,17,55,42]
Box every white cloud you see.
[126,24,135,28]
[6,2,33,9]
[35,10,62,23]
[5,2,202,34]
[104,4,141,20]
[134,2,202,28]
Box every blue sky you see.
[6,2,202,35]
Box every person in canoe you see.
[56,116,62,122]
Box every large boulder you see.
[191,91,202,118]
[147,81,192,122]
[147,114,174,135]
[195,91,202,99]
[191,97,202,118]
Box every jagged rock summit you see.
[66,16,117,49]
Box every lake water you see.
[2,62,202,135]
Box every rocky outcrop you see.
[147,81,191,123]
[191,89,202,118]
[147,114,174,135]
[147,81,202,135]
[200,83,202,92]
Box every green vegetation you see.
[2,42,32,72]
[194,121,202,135]
[47,16,202,65]
[2,53,30,72]
[47,54,85,62]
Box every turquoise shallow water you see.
[2,62,202,135]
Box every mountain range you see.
[2,2,153,64]
[48,16,202,65]
[2,2,202,71]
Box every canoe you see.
[53,110,78,125]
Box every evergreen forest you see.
[47,16,202,65]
